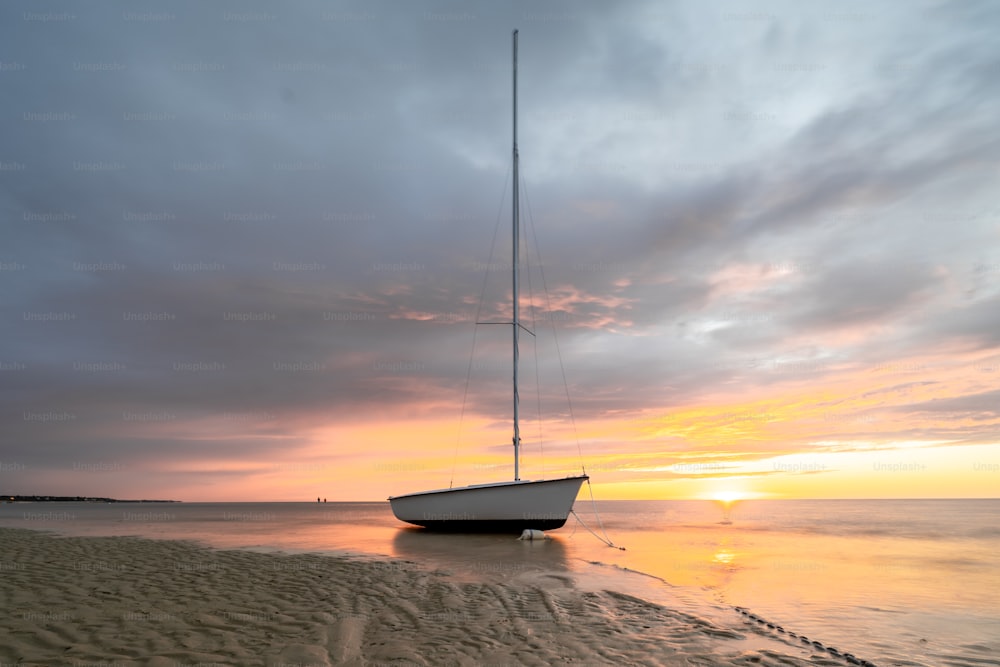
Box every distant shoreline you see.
[1,495,180,503]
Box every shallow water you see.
[2,498,997,666]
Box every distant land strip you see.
[2,495,180,503]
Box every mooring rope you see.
[561,536,876,665]
[732,606,879,666]
[569,508,625,551]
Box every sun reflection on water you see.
[712,548,736,566]
[712,493,742,525]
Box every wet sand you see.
[1,527,831,666]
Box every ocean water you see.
[2,498,997,667]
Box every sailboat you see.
[388,30,589,532]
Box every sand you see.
[0,527,831,666]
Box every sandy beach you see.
[1,526,842,666]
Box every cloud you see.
[1,0,998,499]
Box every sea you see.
[2,498,997,667]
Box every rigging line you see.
[518,169,545,479]
[532,313,544,477]
[450,160,513,489]
[522,174,616,549]
[519,175,584,472]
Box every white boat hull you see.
[388,475,588,531]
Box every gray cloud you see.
[2,0,999,497]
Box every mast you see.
[511,29,521,482]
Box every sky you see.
[2,0,999,502]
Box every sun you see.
[709,489,745,525]
[712,490,744,504]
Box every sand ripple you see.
[1,528,830,666]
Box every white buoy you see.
[518,529,548,541]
